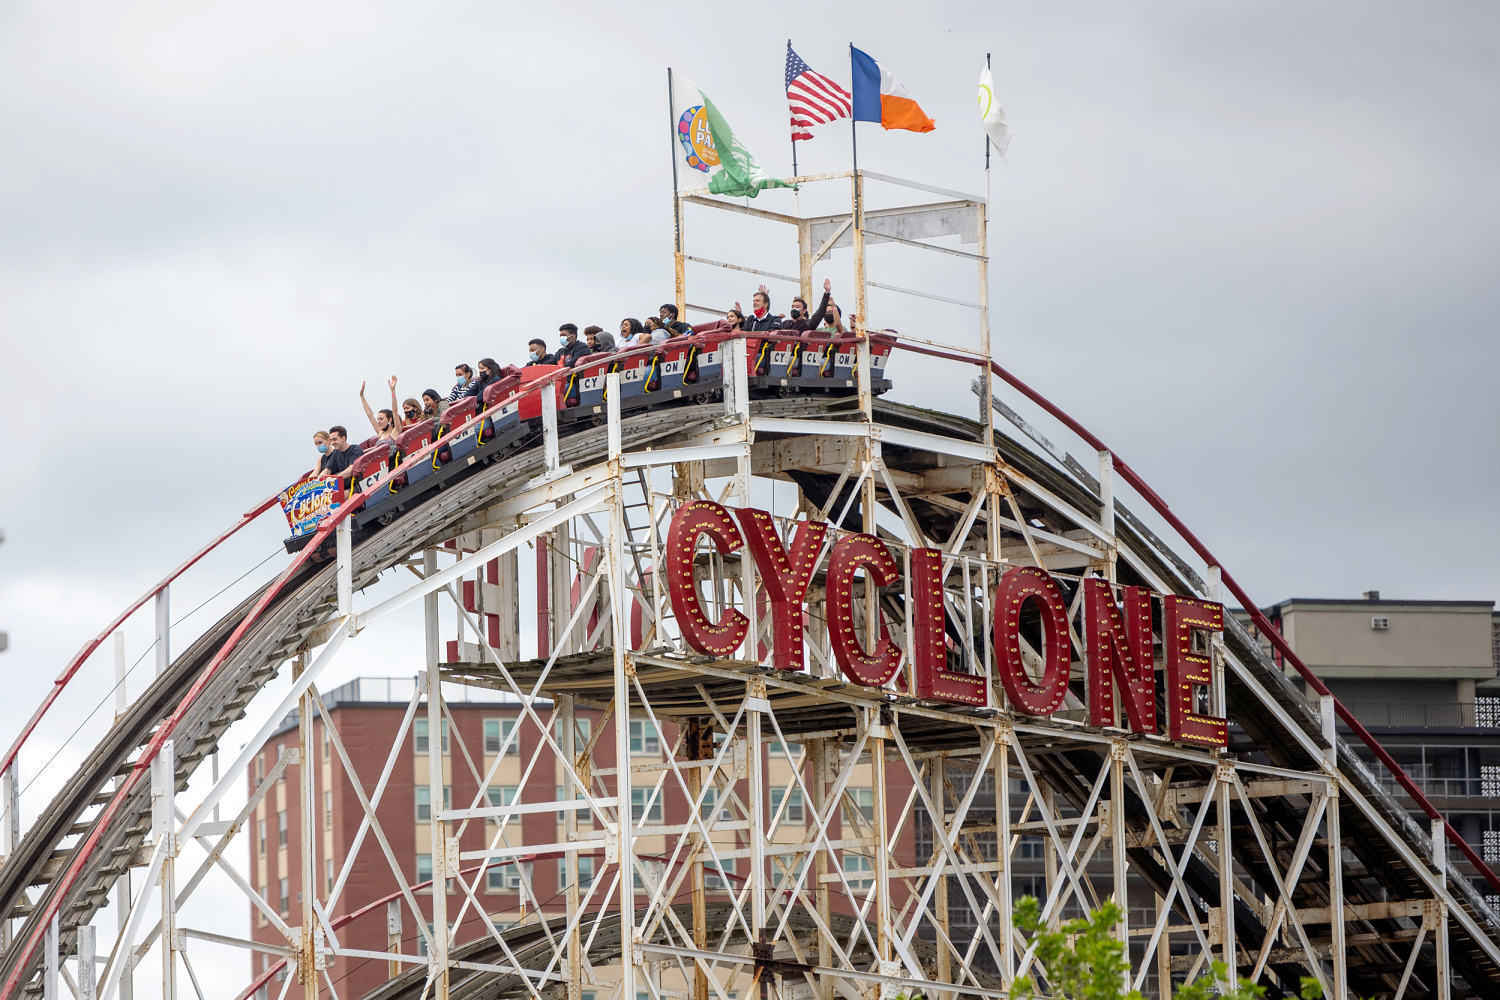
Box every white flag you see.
[978,65,1011,158]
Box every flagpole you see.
[849,45,864,346]
[668,66,685,316]
[979,51,994,445]
[789,41,809,301]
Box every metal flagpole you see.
[790,40,809,302]
[979,51,994,441]
[669,67,685,316]
[849,44,864,344]
[789,38,800,182]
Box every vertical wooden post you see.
[386,901,402,982]
[423,545,450,1000]
[296,655,318,1000]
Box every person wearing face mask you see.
[735,284,784,332]
[463,358,503,400]
[447,363,476,402]
[819,299,846,335]
[657,303,694,336]
[317,425,364,481]
[524,338,556,367]
[556,323,590,367]
[309,430,331,477]
[781,278,834,334]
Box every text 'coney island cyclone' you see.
[665,500,1230,750]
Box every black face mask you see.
[789,308,803,319]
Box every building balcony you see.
[1338,701,1500,731]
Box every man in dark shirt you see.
[657,303,694,336]
[524,338,556,366]
[782,278,834,333]
[739,284,783,332]
[555,324,591,367]
[318,425,364,481]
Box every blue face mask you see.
[529,351,540,362]
[317,443,329,453]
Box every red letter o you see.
[993,566,1072,715]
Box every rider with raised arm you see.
[359,376,402,443]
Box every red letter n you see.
[1083,579,1157,733]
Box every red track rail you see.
[5,330,1494,997]
[0,493,282,781]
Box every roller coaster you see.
[1,170,1496,1000]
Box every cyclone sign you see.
[664,499,1230,749]
[677,105,719,173]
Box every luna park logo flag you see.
[678,105,720,173]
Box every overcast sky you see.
[0,1,1497,988]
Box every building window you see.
[484,718,518,756]
[1018,836,1044,860]
[630,787,663,823]
[325,859,334,893]
[767,740,801,758]
[416,854,433,884]
[258,885,269,925]
[555,717,591,748]
[556,785,588,822]
[847,788,875,824]
[557,855,596,889]
[841,854,874,887]
[770,788,805,823]
[277,811,287,848]
[487,785,517,809]
[323,790,333,829]
[705,857,737,889]
[699,786,718,821]
[279,877,290,914]
[629,720,661,755]
[414,717,449,754]
[257,818,266,854]
[417,785,453,822]
[487,860,524,892]
[322,725,331,760]
[255,754,264,782]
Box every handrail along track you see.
[0,331,1495,997]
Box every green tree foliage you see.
[1004,896,1332,1000]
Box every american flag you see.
[786,42,852,142]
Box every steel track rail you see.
[0,399,818,997]
[0,350,1494,995]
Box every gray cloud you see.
[0,4,1497,977]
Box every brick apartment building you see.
[247,677,912,998]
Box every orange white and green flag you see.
[849,46,935,133]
